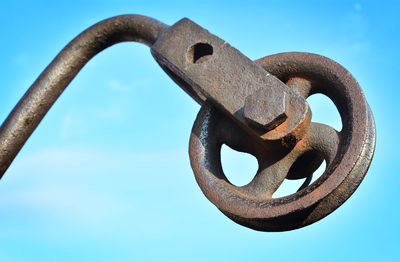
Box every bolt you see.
[243,88,289,132]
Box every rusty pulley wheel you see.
[189,52,376,231]
[0,16,375,232]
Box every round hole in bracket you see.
[187,43,213,64]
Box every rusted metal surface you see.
[189,52,376,231]
[0,16,375,232]
[244,88,289,132]
[151,19,310,144]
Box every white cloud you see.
[107,80,132,92]
[60,114,88,139]
[0,146,189,234]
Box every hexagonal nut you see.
[244,89,289,132]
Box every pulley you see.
[0,15,376,231]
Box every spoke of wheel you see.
[241,122,339,199]
[307,122,340,165]
[242,141,310,198]
[286,77,312,98]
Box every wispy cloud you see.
[0,146,189,235]
[107,80,132,92]
[60,114,88,139]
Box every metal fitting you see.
[244,89,289,132]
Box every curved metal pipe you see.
[0,15,168,177]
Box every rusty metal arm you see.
[0,15,168,177]
[0,16,307,178]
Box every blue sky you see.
[0,1,398,261]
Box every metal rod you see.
[0,15,168,177]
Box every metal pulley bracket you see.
[151,19,310,144]
[0,15,376,232]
